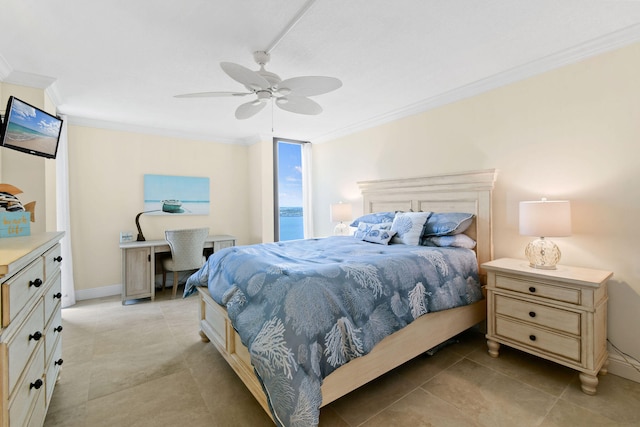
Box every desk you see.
[120,234,236,303]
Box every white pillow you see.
[390,212,431,245]
[422,234,476,249]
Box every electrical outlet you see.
[120,231,134,243]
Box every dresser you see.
[483,258,612,395]
[120,234,236,303]
[0,232,65,426]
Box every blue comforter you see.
[184,236,482,426]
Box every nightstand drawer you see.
[495,317,581,362]
[495,295,580,335]
[495,275,580,304]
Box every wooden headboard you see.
[357,169,497,281]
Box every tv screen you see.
[1,96,63,159]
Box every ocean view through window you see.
[274,139,307,241]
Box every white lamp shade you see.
[330,202,352,223]
[519,200,571,237]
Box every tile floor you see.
[44,290,640,427]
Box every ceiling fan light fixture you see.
[276,97,289,105]
[277,87,292,96]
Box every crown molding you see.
[2,69,57,89]
[64,115,249,145]
[0,54,12,81]
[311,23,640,143]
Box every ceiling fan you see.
[175,50,342,120]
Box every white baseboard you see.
[607,352,640,384]
[75,284,121,301]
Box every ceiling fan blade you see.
[235,100,267,120]
[174,91,251,98]
[276,96,322,115]
[221,62,270,91]
[277,76,342,97]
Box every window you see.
[274,138,309,241]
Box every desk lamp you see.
[134,210,160,241]
[519,198,571,269]
[330,202,352,236]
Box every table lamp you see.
[519,198,571,269]
[330,202,352,236]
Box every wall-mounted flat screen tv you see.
[0,96,63,159]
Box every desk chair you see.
[162,228,209,298]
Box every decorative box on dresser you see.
[0,232,65,427]
[483,258,612,395]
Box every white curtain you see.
[55,115,76,308]
[302,142,314,238]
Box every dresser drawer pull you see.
[54,292,62,299]
[54,255,63,262]
[54,325,63,333]
[529,311,536,318]
[29,331,43,341]
[529,335,537,341]
[55,359,64,366]
[29,278,43,288]
[30,379,43,390]
[528,286,536,293]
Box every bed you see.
[188,169,496,425]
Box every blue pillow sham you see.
[350,211,396,228]
[421,212,474,237]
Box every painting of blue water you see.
[143,174,209,215]
[280,207,304,241]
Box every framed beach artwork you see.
[143,174,210,215]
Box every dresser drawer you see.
[45,308,63,362]
[2,258,45,327]
[44,270,62,323]
[45,335,63,405]
[495,317,581,362]
[43,244,62,282]
[9,343,45,427]
[494,294,581,335]
[7,300,45,395]
[495,274,580,305]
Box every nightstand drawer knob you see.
[528,286,536,293]
[529,335,537,341]
[30,379,43,390]
[529,311,536,318]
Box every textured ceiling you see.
[2,0,640,144]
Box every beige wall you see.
[247,138,275,244]
[313,42,640,378]
[66,125,250,293]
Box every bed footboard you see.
[197,287,272,416]
[197,286,486,414]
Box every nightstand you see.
[483,258,612,395]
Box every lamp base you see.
[525,237,561,270]
[334,222,350,236]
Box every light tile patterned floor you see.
[44,291,640,426]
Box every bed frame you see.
[196,169,497,419]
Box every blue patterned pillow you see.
[353,222,395,245]
[421,212,474,238]
[422,234,476,249]
[390,211,431,245]
[350,211,396,228]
